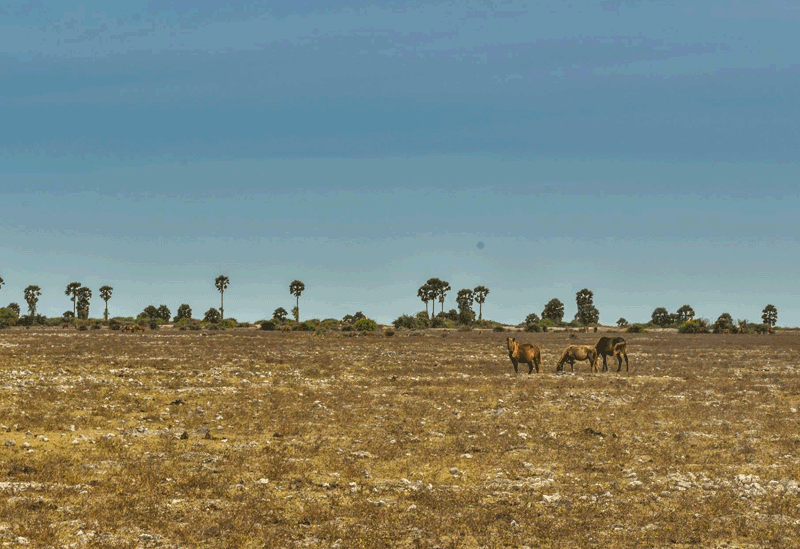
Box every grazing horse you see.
[556,345,599,373]
[595,336,629,372]
[506,337,542,374]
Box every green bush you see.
[754,323,773,334]
[78,324,88,331]
[678,318,710,334]
[393,314,428,330]
[296,321,317,332]
[341,324,354,332]
[260,321,277,331]
[626,324,647,334]
[219,319,237,329]
[109,319,121,331]
[355,318,378,332]
[149,319,159,330]
[493,326,505,332]
[0,307,18,329]
[385,329,395,337]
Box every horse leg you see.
[527,361,534,375]
[602,353,608,372]
[511,358,519,374]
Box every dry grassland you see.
[2,327,800,548]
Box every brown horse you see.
[506,337,542,374]
[556,345,598,373]
[595,336,629,372]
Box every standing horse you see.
[556,345,599,373]
[595,336,629,372]
[506,337,542,374]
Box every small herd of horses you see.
[506,336,629,375]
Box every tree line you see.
[0,274,308,328]
[0,273,783,332]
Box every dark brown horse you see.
[595,336,629,372]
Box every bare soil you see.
[2,326,800,548]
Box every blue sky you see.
[1,0,798,326]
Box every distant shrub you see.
[385,329,395,337]
[755,323,773,334]
[189,323,201,331]
[540,318,554,329]
[149,319,159,330]
[526,322,544,332]
[260,321,277,331]
[458,326,472,332]
[493,326,505,332]
[319,319,340,331]
[109,319,121,331]
[219,319,237,329]
[341,324,354,332]
[91,322,102,330]
[174,304,192,322]
[204,308,221,324]
[626,324,647,334]
[0,307,19,329]
[296,321,317,332]
[430,317,447,328]
[393,314,427,330]
[678,320,706,334]
[78,324,88,331]
[355,318,378,332]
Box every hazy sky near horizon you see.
[2,0,798,326]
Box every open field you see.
[2,326,800,548]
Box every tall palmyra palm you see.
[24,285,41,316]
[65,281,82,317]
[215,275,230,320]
[417,283,436,317]
[473,285,489,321]
[289,280,305,321]
[437,280,451,315]
[99,285,113,321]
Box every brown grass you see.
[2,327,800,547]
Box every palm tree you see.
[99,285,113,321]
[76,287,92,320]
[215,275,230,320]
[456,288,475,324]
[65,282,82,317]
[289,280,305,321]
[24,285,41,316]
[417,282,436,317]
[473,285,489,320]
[762,304,778,328]
[436,280,451,316]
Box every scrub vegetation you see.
[2,326,800,547]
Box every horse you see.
[556,345,599,373]
[595,336,629,372]
[506,337,542,374]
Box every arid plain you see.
[2,326,800,548]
